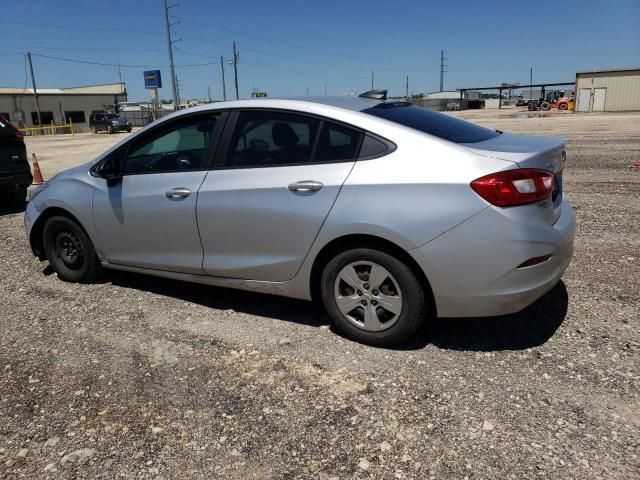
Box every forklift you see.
[528,88,574,111]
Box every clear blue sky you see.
[1,0,639,101]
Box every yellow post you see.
[51,120,55,136]
[70,118,74,136]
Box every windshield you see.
[362,103,501,144]
[105,114,119,119]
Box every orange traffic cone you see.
[31,153,44,184]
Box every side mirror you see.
[96,155,122,187]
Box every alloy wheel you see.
[334,261,403,332]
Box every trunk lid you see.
[462,132,566,224]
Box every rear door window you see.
[225,110,320,168]
[363,103,500,144]
[315,122,362,162]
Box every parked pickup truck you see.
[89,112,132,134]
[0,115,32,206]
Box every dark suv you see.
[89,112,132,134]
[0,115,32,206]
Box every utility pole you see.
[117,63,122,84]
[207,85,211,103]
[439,49,447,92]
[406,75,409,100]
[529,66,533,100]
[163,0,180,111]
[26,52,42,126]
[232,41,239,100]
[324,83,327,95]
[220,55,227,101]
[174,73,181,108]
[371,70,374,90]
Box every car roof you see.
[281,95,384,111]
[164,95,392,116]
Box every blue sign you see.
[144,70,162,89]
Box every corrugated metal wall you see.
[575,70,640,112]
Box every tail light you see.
[0,116,24,142]
[470,168,555,207]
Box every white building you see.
[575,67,640,112]
[425,90,461,99]
[0,83,127,128]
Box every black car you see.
[89,112,132,134]
[0,115,32,206]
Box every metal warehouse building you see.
[575,68,640,112]
[0,83,127,130]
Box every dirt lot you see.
[1,110,639,479]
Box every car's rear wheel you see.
[43,216,102,283]
[321,248,426,347]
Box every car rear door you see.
[196,109,361,282]
[92,112,226,273]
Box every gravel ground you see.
[1,111,639,479]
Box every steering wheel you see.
[176,151,200,169]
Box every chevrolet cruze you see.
[25,90,575,346]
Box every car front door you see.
[92,112,226,273]
[197,109,362,282]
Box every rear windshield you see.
[362,103,501,144]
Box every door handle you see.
[288,180,323,192]
[165,187,192,199]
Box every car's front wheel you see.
[321,248,427,347]
[42,216,102,283]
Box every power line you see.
[29,53,217,69]
[5,0,162,17]
[181,18,380,62]
[0,21,162,35]
[1,44,165,53]
[181,33,370,71]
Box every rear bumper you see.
[409,196,575,317]
[0,171,32,192]
[94,124,130,131]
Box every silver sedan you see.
[25,90,575,346]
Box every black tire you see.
[126,127,132,133]
[321,248,427,347]
[558,102,568,111]
[42,216,102,283]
